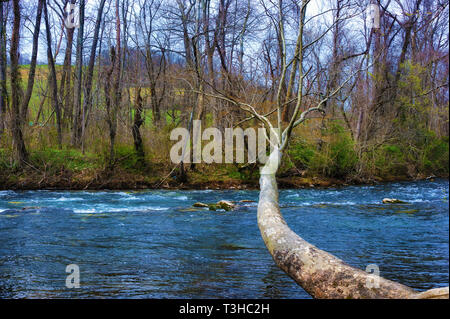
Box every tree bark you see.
[105,0,122,165]
[176,0,194,70]
[81,0,107,143]
[257,147,448,299]
[59,24,74,127]
[43,0,62,148]
[10,0,29,166]
[20,0,44,123]
[132,87,145,161]
[72,0,85,146]
[103,47,115,165]
[57,1,79,124]
[0,1,7,135]
[282,29,301,122]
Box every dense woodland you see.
[0,0,448,189]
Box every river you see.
[0,179,448,298]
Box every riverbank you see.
[1,164,446,191]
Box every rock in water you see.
[192,201,236,211]
[192,202,209,208]
[217,200,235,211]
[21,206,40,210]
[382,198,407,204]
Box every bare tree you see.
[43,0,63,148]
[10,0,28,166]
[20,0,44,124]
[131,0,166,124]
[104,0,123,166]
[81,0,107,150]
[201,0,448,298]
[72,0,85,146]
[0,0,7,136]
[54,1,74,127]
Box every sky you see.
[14,0,396,66]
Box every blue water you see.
[0,179,448,298]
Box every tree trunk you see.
[132,87,145,162]
[177,0,193,70]
[194,0,204,122]
[149,79,161,123]
[390,0,422,107]
[104,47,115,166]
[105,0,122,166]
[257,147,448,299]
[72,0,85,146]
[20,0,44,123]
[10,0,29,166]
[43,0,62,148]
[81,0,107,144]
[59,26,74,127]
[282,30,301,122]
[0,1,7,136]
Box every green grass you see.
[29,148,99,171]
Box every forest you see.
[0,0,448,189]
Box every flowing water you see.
[0,179,448,298]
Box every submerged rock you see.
[382,198,407,204]
[396,209,419,214]
[192,202,209,208]
[217,200,235,211]
[178,207,203,212]
[218,243,251,250]
[21,206,41,210]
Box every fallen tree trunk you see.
[257,148,448,299]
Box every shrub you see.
[288,122,357,178]
[422,135,449,174]
[288,138,315,170]
[373,144,408,177]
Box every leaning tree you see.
[201,0,448,299]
